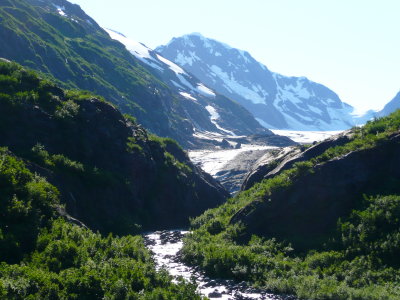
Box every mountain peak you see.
[157,35,356,131]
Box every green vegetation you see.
[182,112,400,299]
[0,150,202,298]
[0,60,221,233]
[0,148,58,264]
[0,62,205,297]
[1,219,202,299]
[0,0,191,142]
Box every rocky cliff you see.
[241,130,353,190]
[232,129,400,249]
[0,61,228,233]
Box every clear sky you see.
[70,0,400,114]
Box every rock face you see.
[0,0,297,149]
[241,131,353,190]
[231,132,400,249]
[157,33,355,131]
[0,61,229,233]
[214,148,274,194]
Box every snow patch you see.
[210,65,267,104]
[205,105,236,136]
[54,5,66,16]
[105,28,164,72]
[205,105,219,121]
[197,84,216,98]
[179,92,197,101]
[156,54,185,74]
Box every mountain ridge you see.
[0,0,295,149]
[156,33,356,131]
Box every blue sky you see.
[71,0,400,113]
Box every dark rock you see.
[242,130,352,191]
[235,142,242,149]
[214,149,274,194]
[157,33,355,131]
[208,290,223,298]
[232,132,400,250]
[0,63,229,234]
[220,139,232,149]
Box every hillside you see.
[157,33,355,131]
[181,110,400,299]
[0,60,228,234]
[0,148,202,298]
[0,0,288,148]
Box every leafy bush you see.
[181,111,400,299]
[0,219,203,299]
[0,147,59,263]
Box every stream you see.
[144,230,294,300]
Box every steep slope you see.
[104,29,275,145]
[378,91,400,117]
[0,150,202,298]
[0,0,287,148]
[157,33,355,131]
[0,60,228,233]
[180,111,400,299]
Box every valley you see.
[0,1,399,299]
[188,130,340,193]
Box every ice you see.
[271,129,343,144]
[189,144,277,176]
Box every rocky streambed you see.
[144,230,295,300]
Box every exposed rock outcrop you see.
[241,131,352,190]
[0,61,229,234]
[232,132,400,249]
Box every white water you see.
[145,230,292,300]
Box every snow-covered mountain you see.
[378,91,400,117]
[105,29,277,147]
[156,33,356,131]
[353,91,400,124]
